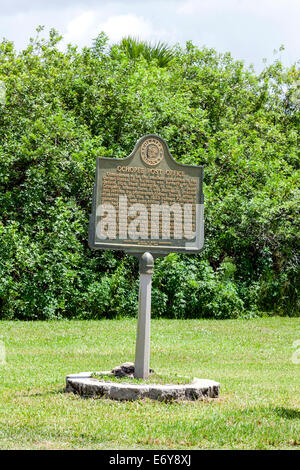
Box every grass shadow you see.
[273,407,300,420]
[18,388,66,398]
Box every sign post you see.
[89,135,204,379]
[134,252,154,379]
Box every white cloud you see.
[64,11,96,45]
[63,10,169,48]
[99,14,154,42]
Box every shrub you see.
[0,29,298,319]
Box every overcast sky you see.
[1,0,299,71]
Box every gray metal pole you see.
[134,252,154,379]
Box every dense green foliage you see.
[0,29,299,319]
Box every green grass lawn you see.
[0,318,299,450]
[91,372,193,384]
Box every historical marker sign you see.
[89,134,204,255]
[89,135,204,379]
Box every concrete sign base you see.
[65,372,220,401]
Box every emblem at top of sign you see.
[140,138,164,166]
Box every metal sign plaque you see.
[89,134,204,255]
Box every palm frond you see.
[118,36,175,67]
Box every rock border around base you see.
[65,372,220,401]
